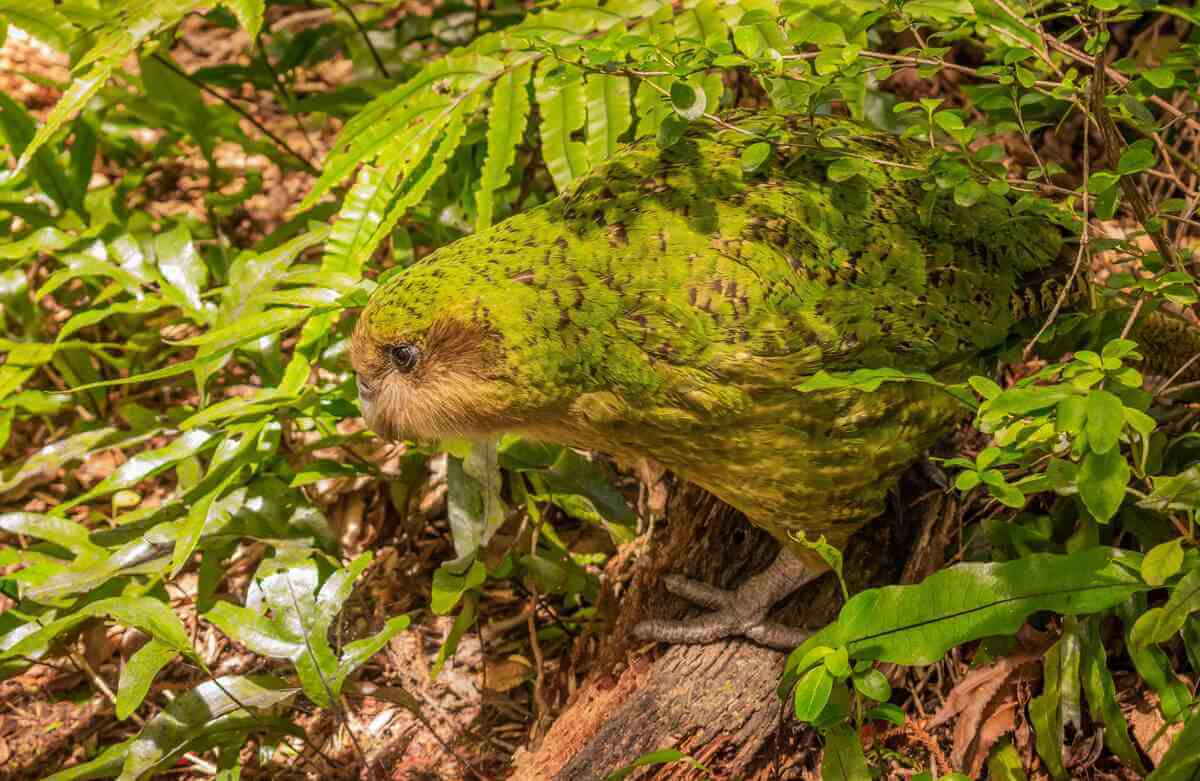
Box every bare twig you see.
[328,0,391,79]
[150,54,319,174]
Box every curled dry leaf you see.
[1129,690,1186,766]
[929,649,1044,777]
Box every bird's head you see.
[349,227,600,443]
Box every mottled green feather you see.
[359,113,1074,561]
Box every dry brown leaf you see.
[1130,693,1185,767]
[929,651,1041,775]
[485,656,534,693]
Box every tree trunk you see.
[510,468,954,780]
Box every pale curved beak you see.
[357,379,381,436]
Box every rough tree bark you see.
[510,468,953,780]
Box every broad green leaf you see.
[0,0,72,50]
[117,675,297,781]
[206,600,304,659]
[1084,390,1124,454]
[1141,539,1185,586]
[211,554,371,706]
[445,440,506,569]
[1080,617,1146,773]
[476,63,533,231]
[431,559,487,615]
[174,306,313,347]
[154,224,210,322]
[222,0,264,38]
[819,723,870,781]
[988,742,1030,781]
[789,548,1145,667]
[669,80,706,121]
[984,386,1074,418]
[333,615,411,693]
[0,91,83,214]
[793,666,834,722]
[741,141,772,173]
[586,74,632,165]
[0,512,105,560]
[536,60,589,191]
[36,255,148,301]
[1131,568,1200,651]
[1118,599,1191,722]
[0,226,70,260]
[315,552,373,621]
[1140,467,1200,512]
[89,596,192,653]
[59,429,219,512]
[851,668,891,701]
[116,639,178,720]
[797,367,943,393]
[1029,637,1068,780]
[1117,142,1156,175]
[1078,447,1130,523]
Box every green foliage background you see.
[0,0,1199,777]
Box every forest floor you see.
[0,15,1189,781]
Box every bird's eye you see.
[388,343,421,373]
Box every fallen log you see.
[511,468,952,780]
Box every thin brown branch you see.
[150,53,319,175]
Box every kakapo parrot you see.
[349,113,1175,648]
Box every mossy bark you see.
[510,470,951,780]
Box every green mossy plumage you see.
[358,114,1076,562]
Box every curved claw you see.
[635,550,822,650]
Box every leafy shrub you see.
[1,0,1198,777]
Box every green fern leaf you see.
[323,93,482,275]
[634,75,673,140]
[0,0,72,51]
[475,62,533,231]
[221,0,264,39]
[325,166,395,278]
[731,0,788,56]
[585,74,632,164]
[369,104,478,254]
[535,61,588,192]
[676,0,728,42]
[16,0,207,172]
[300,54,504,211]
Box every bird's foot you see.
[633,550,819,651]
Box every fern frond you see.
[675,0,728,42]
[13,0,265,172]
[475,63,533,231]
[299,54,504,211]
[634,75,673,140]
[325,166,395,277]
[535,61,589,192]
[323,86,485,275]
[0,0,73,51]
[223,0,265,40]
[336,98,480,274]
[585,74,632,165]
